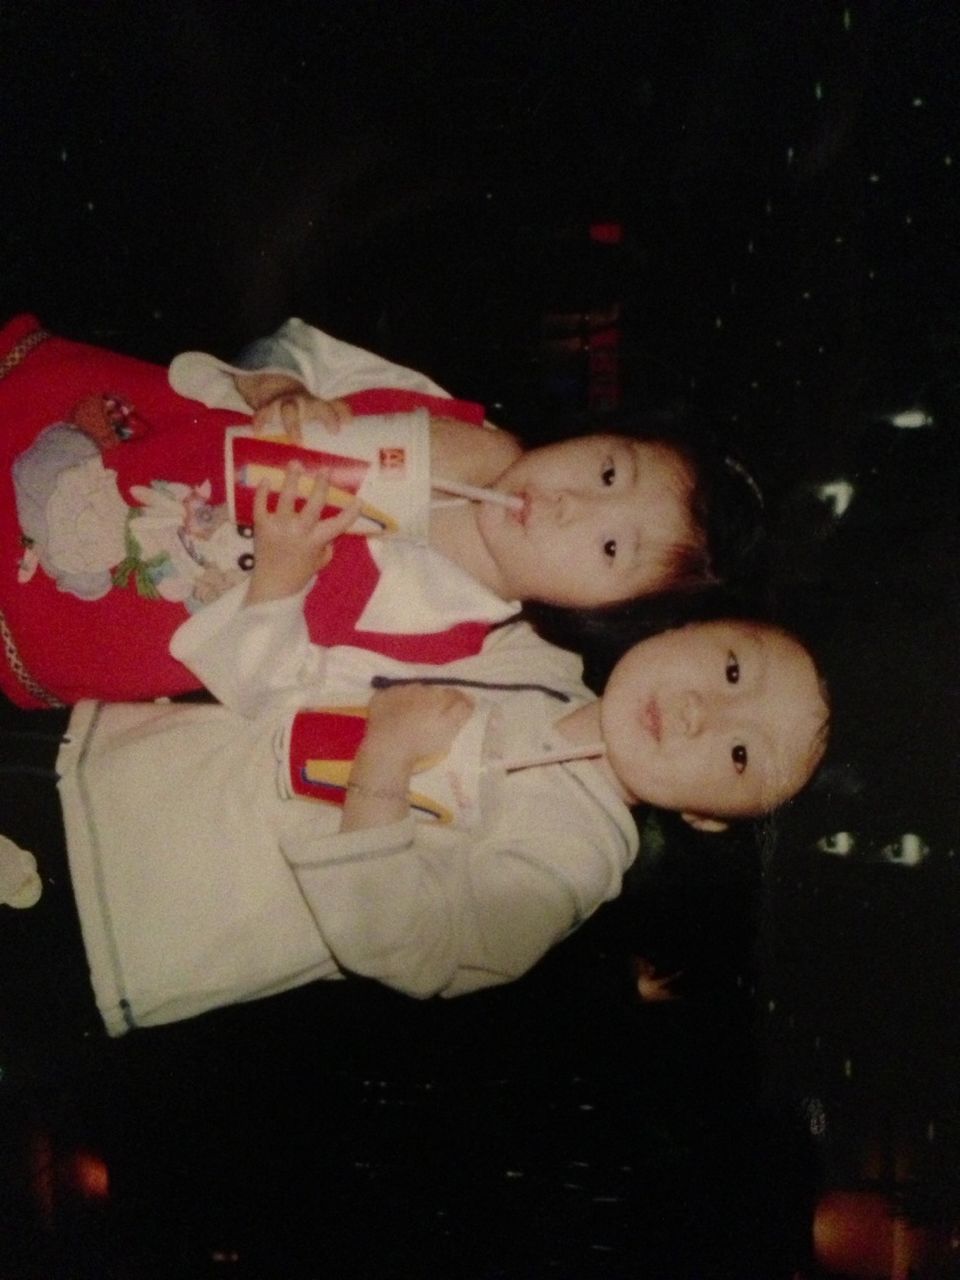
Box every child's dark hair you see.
[599,809,766,1003]
[522,405,768,654]
[529,583,763,695]
[658,427,767,593]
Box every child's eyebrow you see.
[742,629,765,679]
[752,632,826,809]
[621,440,641,487]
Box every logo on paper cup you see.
[283,699,497,829]
[225,413,431,539]
[378,446,407,476]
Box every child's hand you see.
[245,464,361,605]
[251,393,353,442]
[340,684,474,832]
[363,684,475,770]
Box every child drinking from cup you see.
[175,316,764,658]
[0,315,762,706]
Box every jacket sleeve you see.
[169,580,327,716]
[168,317,453,412]
[278,793,632,1000]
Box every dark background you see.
[1,2,959,1276]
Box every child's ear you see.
[680,812,729,834]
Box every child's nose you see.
[679,690,705,737]
[555,490,587,526]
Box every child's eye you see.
[603,538,617,559]
[601,458,616,487]
[725,651,740,684]
[732,744,748,774]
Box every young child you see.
[0,315,762,707]
[3,602,827,1040]
[173,315,764,650]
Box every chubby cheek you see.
[531,552,592,604]
[661,741,714,796]
[476,501,509,542]
[613,716,656,770]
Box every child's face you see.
[599,621,828,823]
[476,435,698,605]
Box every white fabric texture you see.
[170,544,518,718]
[169,317,452,413]
[0,834,42,908]
[169,316,519,673]
[58,622,638,1035]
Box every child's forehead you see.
[766,708,830,810]
[531,433,695,487]
[663,619,759,651]
[599,433,683,461]
[611,620,751,679]
[603,436,700,498]
[545,432,669,457]
[544,432,624,456]
[633,622,821,707]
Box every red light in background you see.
[589,222,623,245]
[813,1190,931,1279]
[69,1149,110,1201]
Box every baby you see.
[39,595,828,1035]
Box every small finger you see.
[321,495,363,538]
[279,398,303,443]
[252,477,272,524]
[300,470,331,520]
[276,462,303,513]
[330,398,353,432]
[310,401,341,433]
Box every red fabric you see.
[288,707,368,804]
[303,537,491,663]
[287,706,455,822]
[342,387,485,425]
[0,316,239,706]
[0,316,491,707]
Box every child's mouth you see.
[643,698,662,743]
[510,492,531,526]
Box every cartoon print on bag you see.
[70,393,149,448]
[14,421,126,599]
[117,480,251,607]
[13,395,251,609]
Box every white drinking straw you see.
[432,476,524,511]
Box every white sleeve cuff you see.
[282,815,416,868]
[170,580,321,715]
[169,317,451,409]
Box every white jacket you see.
[58,609,639,1036]
[168,316,453,414]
